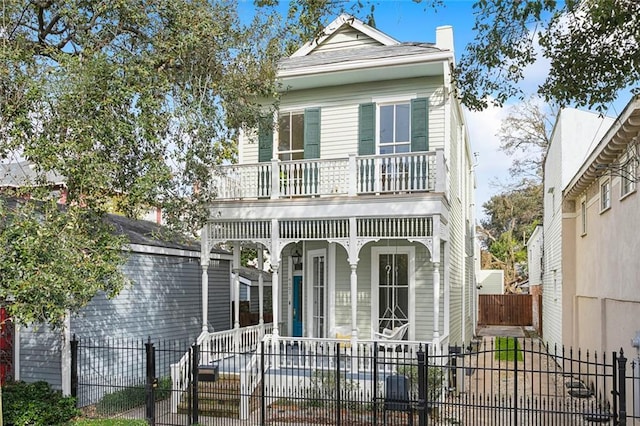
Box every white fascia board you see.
[291,14,399,58]
[125,243,233,261]
[279,51,452,79]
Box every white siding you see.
[542,109,615,349]
[477,270,505,295]
[312,26,384,54]
[240,77,446,164]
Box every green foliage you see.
[494,337,524,362]
[95,377,172,416]
[396,364,445,402]
[0,199,129,328]
[455,0,640,111]
[306,369,359,408]
[2,381,81,426]
[479,184,542,285]
[0,0,284,328]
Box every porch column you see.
[349,264,359,341]
[258,249,265,326]
[233,243,241,330]
[348,217,359,343]
[233,243,241,354]
[433,262,441,341]
[201,226,210,333]
[271,219,281,340]
[271,262,280,339]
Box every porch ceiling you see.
[209,193,449,223]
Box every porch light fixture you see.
[292,246,302,269]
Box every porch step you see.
[177,373,260,418]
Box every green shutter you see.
[303,108,321,159]
[258,117,273,162]
[358,103,376,155]
[411,97,429,152]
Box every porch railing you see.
[215,151,443,200]
[169,323,273,413]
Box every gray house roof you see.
[279,42,443,73]
[239,266,272,284]
[107,213,228,255]
[0,161,65,188]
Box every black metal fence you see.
[71,335,640,425]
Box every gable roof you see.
[291,14,399,58]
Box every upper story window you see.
[621,148,637,197]
[258,108,321,163]
[358,98,429,156]
[600,179,611,212]
[278,112,304,161]
[379,103,410,154]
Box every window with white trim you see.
[278,112,304,161]
[600,179,611,211]
[621,148,637,197]
[379,103,411,154]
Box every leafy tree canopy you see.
[0,0,282,327]
[455,0,640,111]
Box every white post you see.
[233,243,241,354]
[433,262,441,342]
[271,158,280,199]
[201,226,210,333]
[435,149,446,193]
[61,310,71,396]
[258,249,265,326]
[271,262,280,339]
[348,154,357,196]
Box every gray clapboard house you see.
[13,213,232,394]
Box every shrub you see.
[306,370,359,408]
[95,376,172,416]
[2,380,80,426]
[396,364,445,402]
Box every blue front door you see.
[292,275,303,337]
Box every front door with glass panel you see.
[377,252,409,332]
[292,275,303,337]
[307,250,326,338]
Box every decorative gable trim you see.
[291,13,399,58]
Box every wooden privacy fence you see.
[478,294,532,326]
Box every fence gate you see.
[478,294,533,326]
[72,336,198,426]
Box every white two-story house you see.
[201,14,476,349]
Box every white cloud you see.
[464,102,511,221]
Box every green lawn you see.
[494,336,524,361]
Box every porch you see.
[214,150,445,201]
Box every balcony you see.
[215,150,444,201]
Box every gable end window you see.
[600,179,611,212]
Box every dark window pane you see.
[278,114,290,152]
[292,113,304,151]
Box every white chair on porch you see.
[372,322,410,370]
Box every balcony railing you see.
[215,150,444,200]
